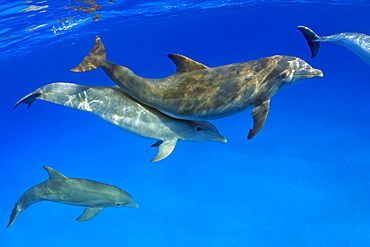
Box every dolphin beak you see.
[208,132,228,144]
[220,136,228,144]
[126,202,139,208]
[311,68,324,78]
[296,67,323,79]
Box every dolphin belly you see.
[343,38,370,64]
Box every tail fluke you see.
[297,26,321,58]
[6,203,22,228]
[70,36,106,72]
[14,92,41,109]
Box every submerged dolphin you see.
[297,26,370,64]
[6,166,138,228]
[71,36,323,139]
[15,83,226,162]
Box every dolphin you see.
[297,26,370,64]
[71,36,323,139]
[15,82,226,162]
[6,166,138,228]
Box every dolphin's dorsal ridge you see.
[167,54,209,73]
[76,207,102,221]
[43,166,68,180]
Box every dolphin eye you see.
[195,126,203,131]
[281,71,289,78]
[116,204,121,206]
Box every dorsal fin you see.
[43,166,68,180]
[167,54,209,73]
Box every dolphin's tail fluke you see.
[6,203,22,228]
[70,36,106,72]
[297,26,321,58]
[14,92,41,109]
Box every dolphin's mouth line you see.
[297,69,323,77]
[207,132,227,143]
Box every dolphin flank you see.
[71,36,323,139]
[6,166,138,228]
[297,25,370,64]
[14,83,226,162]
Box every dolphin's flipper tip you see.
[14,92,41,109]
[150,140,163,148]
[297,26,321,58]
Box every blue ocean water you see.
[1,1,370,246]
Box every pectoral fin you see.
[151,140,163,147]
[150,138,177,162]
[76,207,102,221]
[248,100,270,140]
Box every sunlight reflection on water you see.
[0,0,369,59]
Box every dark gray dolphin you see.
[297,26,370,64]
[15,82,226,162]
[6,166,138,228]
[71,36,323,139]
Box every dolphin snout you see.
[310,68,324,78]
[219,136,228,144]
[209,133,227,144]
[125,202,139,208]
[297,67,323,79]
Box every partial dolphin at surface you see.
[14,83,226,162]
[6,166,138,228]
[71,36,323,139]
[297,26,370,64]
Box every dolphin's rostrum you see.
[14,83,226,162]
[297,25,370,64]
[6,166,138,228]
[71,36,323,139]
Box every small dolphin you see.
[15,82,226,162]
[297,26,370,64]
[6,166,138,228]
[71,36,323,139]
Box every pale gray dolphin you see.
[71,36,323,139]
[14,82,226,162]
[6,166,138,228]
[297,26,370,64]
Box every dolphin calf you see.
[15,82,226,162]
[71,36,323,139]
[297,26,370,64]
[6,166,138,228]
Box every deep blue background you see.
[2,3,370,247]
